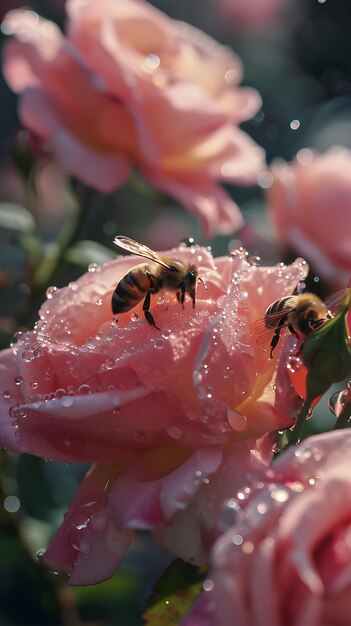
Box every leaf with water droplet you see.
[143,560,206,626]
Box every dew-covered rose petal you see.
[108,446,223,529]
[0,245,309,583]
[42,464,132,585]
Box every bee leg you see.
[288,324,298,336]
[179,282,186,309]
[270,330,281,359]
[143,290,160,330]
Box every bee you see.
[111,236,204,329]
[256,292,337,358]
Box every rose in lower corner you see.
[0,244,307,584]
[183,430,351,626]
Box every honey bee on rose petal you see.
[255,290,348,358]
[111,236,205,329]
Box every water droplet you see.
[96,299,103,306]
[88,263,98,272]
[10,331,23,347]
[36,549,46,560]
[14,376,23,386]
[131,312,140,321]
[286,355,302,374]
[3,391,10,400]
[154,338,164,349]
[178,237,195,248]
[227,409,247,432]
[78,384,91,395]
[46,286,57,299]
[290,119,300,130]
[89,511,108,533]
[203,579,214,592]
[166,426,183,440]
[232,534,243,545]
[270,488,290,503]
[3,495,20,513]
[54,388,66,400]
[144,53,160,69]
[257,171,273,189]
[111,316,119,327]
[60,395,74,407]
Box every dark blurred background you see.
[0,0,350,624]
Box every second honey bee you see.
[112,236,204,329]
[257,292,334,358]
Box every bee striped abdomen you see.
[264,296,292,329]
[112,269,148,314]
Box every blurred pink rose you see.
[184,430,351,626]
[2,0,265,236]
[217,0,291,31]
[267,147,351,290]
[0,245,306,584]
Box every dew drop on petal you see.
[46,286,57,299]
[227,408,247,432]
[10,331,23,347]
[89,511,108,533]
[36,549,46,560]
[131,312,140,321]
[61,395,74,407]
[78,384,91,395]
[88,263,98,272]
[166,426,183,439]
[203,579,214,592]
[232,534,243,546]
[54,388,66,400]
[14,376,23,386]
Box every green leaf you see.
[0,202,35,232]
[65,240,115,267]
[143,560,206,626]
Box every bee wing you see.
[113,236,173,270]
[325,288,351,316]
[253,307,295,345]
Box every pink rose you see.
[184,430,351,626]
[2,0,264,236]
[267,147,351,290]
[0,245,306,584]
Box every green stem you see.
[334,400,351,429]
[287,398,313,446]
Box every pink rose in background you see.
[267,147,351,290]
[2,0,265,236]
[184,430,351,626]
[0,244,306,584]
[217,0,291,31]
